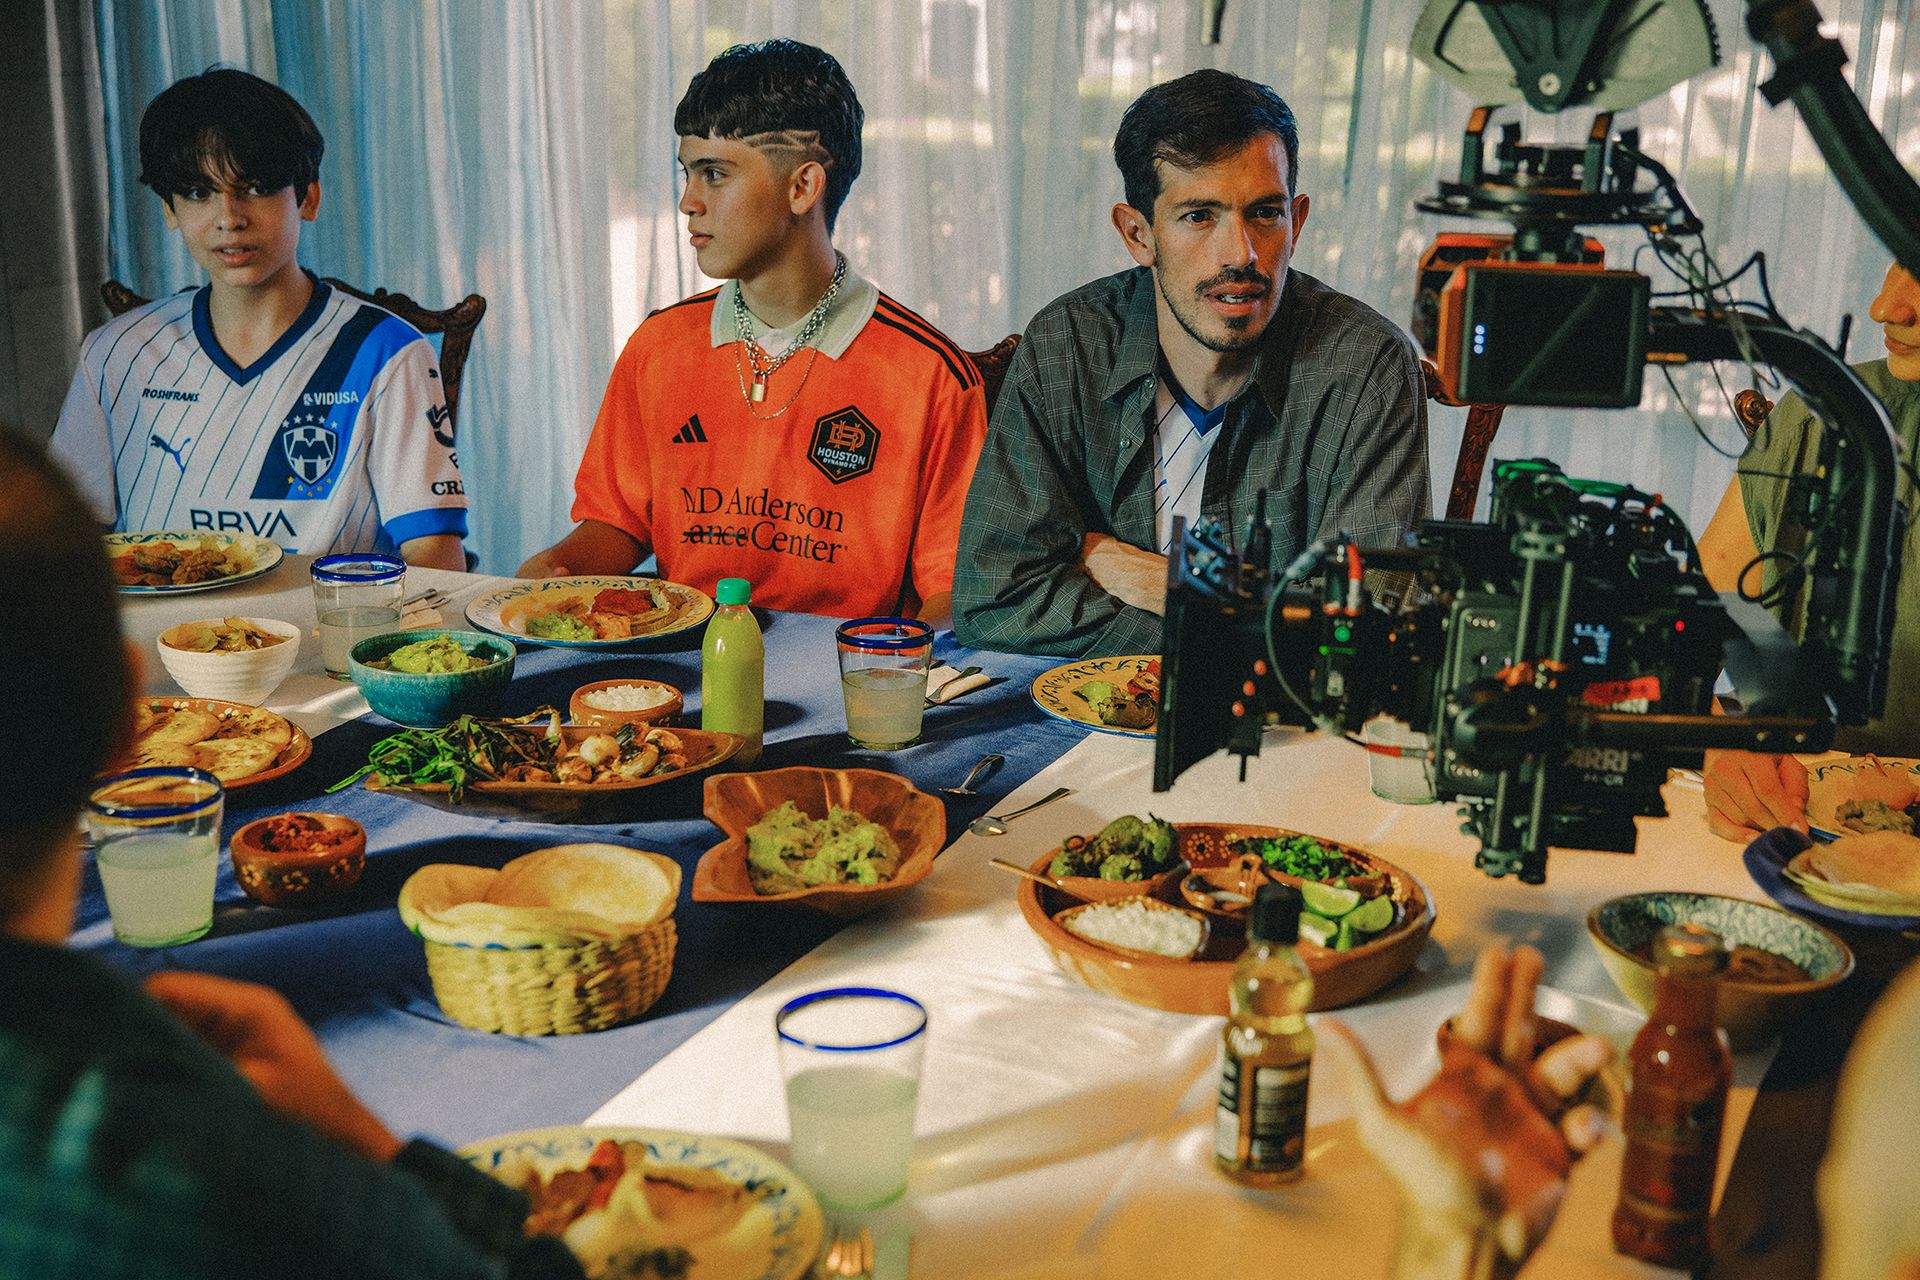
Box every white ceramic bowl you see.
[155,617,302,705]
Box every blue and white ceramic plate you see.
[1030,655,1157,738]
[459,1126,822,1280]
[465,576,715,648]
[105,531,283,595]
[1743,826,1920,930]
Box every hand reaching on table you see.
[147,970,403,1165]
[1324,945,1615,1280]
[1702,749,1809,843]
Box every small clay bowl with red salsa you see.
[230,813,366,907]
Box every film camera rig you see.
[1154,0,1920,882]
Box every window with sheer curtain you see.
[90,0,1918,574]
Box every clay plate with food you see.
[342,715,742,819]
[466,576,715,648]
[693,767,946,917]
[460,1126,821,1280]
[105,531,283,595]
[1016,826,1435,1015]
[122,697,311,789]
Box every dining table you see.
[94,555,1916,1280]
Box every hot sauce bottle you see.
[1214,882,1314,1185]
[1612,923,1733,1269]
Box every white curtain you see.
[93,0,1920,569]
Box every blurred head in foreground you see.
[0,432,131,921]
[1819,958,1920,1280]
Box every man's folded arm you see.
[952,355,1162,657]
[1313,337,1431,550]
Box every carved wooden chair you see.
[965,334,1021,416]
[1423,358,1511,520]
[101,278,487,432]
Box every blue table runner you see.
[75,611,1084,1147]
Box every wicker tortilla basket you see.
[417,918,676,1036]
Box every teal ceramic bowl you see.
[1587,891,1853,1050]
[348,629,515,726]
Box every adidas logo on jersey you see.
[671,415,708,444]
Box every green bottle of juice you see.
[702,577,764,764]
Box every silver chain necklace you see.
[733,252,847,405]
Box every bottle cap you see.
[1653,922,1729,977]
[1249,882,1302,945]
[715,577,751,606]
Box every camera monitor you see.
[1437,262,1650,408]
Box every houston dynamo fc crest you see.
[283,422,339,485]
[808,407,878,484]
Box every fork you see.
[818,1223,873,1278]
[941,752,1003,797]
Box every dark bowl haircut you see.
[0,432,129,893]
[139,67,325,204]
[674,39,864,232]
[1113,69,1300,221]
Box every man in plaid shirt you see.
[954,70,1428,657]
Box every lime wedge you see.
[1300,881,1363,919]
[1299,911,1338,949]
[1334,919,1359,952]
[1344,893,1396,935]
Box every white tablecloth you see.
[589,729,1773,1279]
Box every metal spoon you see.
[968,786,1074,837]
[926,664,983,705]
[942,752,1003,797]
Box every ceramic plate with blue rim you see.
[465,576,715,648]
[1030,655,1158,738]
[1743,826,1920,930]
[459,1126,822,1280]
[105,531,284,595]
[1805,754,1920,831]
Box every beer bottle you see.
[1214,882,1314,1185]
[1612,923,1732,1268]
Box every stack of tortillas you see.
[399,843,681,947]
[131,702,293,783]
[1787,830,1920,917]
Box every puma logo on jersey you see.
[671,415,708,444]
[148,432,192,474]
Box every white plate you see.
[459,1126,822,1280]
[106,531,284,595]
[466,576,715,648]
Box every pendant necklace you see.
[733,252,846,419]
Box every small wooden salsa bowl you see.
[230,813,366,907]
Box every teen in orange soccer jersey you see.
[520,41,986,622]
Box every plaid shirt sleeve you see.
[952,311,1165,658]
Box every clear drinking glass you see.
[835,618,933,750]
[87,767,224,947]
[1364,716,1436,804]
[312,553,405,678]
[776,987,928,1210]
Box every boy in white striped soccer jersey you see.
[51,69,467,569]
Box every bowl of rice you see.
[1055,898,1208,960]
[569,678,684,729]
